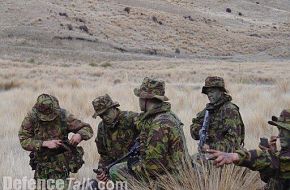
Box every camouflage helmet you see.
[268,109,290,130]
[92,94,120,119]
[134,77,169,101]
[202,76,228,94]
[33,94,61,121]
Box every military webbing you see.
[59,109,68,140]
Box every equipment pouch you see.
[64,146,85,173]
[29,151,37,170]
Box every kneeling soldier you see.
[92,94,139,182]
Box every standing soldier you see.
[129,77,187,181]
[18,94,93,187]
[92,94,139,182]
[208,109,290,190]
[190,76,245,152]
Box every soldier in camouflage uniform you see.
[18,94,93,185]
[208,109,290,190]
[129,77,187,181]
[92,94,139,181]
[190,76,245,152]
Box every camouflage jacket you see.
[131,102,186,180]
[236,148,290,190]
[19,109,93,153]
[95,110,139,168]
[190,95,245,152]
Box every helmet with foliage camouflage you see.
[268,109,290,130]
[92,94,120,119]
[134,77,169,101]
[202,76,228,94]
[33,94,61,121]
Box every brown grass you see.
[0,58,289,189]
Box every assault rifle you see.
[93,139,140,175]
[198,110,210,153]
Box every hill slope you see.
[0,0,289,63]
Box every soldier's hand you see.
[269,136,278,152]
[206,149,240,167]
[69,134,82,146]
[42,140,62,149]
[96,169,108,182]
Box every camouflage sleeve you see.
[95,122,113,168]
[65,110,93,141]
[214,106,243,152]
[190,109,205,140]
[18,112,43,151]
[128,111,141,137]
[132,121,171,179]
[235,149,274,172]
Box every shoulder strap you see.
[60,109,68,139]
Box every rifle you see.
[93,139,140,175]
[198,110,210,153]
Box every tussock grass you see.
[0,59,289,189]
[126,162,262,190]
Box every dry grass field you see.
[0,0,290,189]
[0,58,290,189]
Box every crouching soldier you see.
[92,94,139,182]
[129,77,187,182]
[208,109,290,190]
[18,94,93,188]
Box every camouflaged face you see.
[202,76,228,94]
[268,109,290,130]
[92,94,120,118]
[134,77,169,101]
[190,95,245,152]
[33,94,60,121]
